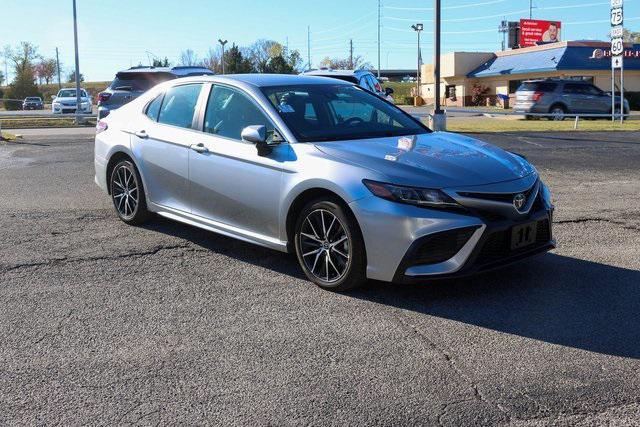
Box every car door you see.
[563,83,590,113]
[583,84,608,113]
[188,84,284,240]
[130,83,204,213]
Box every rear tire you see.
[109,159,150,225]
[294,198,367,291]
[549,105,566,121]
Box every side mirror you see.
[51,95,57,100]
[241,125,271,156]
[385,87,394,96]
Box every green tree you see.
[0,70,5,86]
[67,71,85,83]
[5,42,41,110]
[224,44,253,74]
[152,57,170,67]
[263,54,294,74]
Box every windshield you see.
[26,97,41,101]
[58,89,87,98]
[261,84,429,142]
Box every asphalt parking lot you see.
[1,129,639,425]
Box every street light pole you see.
[432,0,445,130]
[218,39,227,74]
[377,0,381,79]
[72,0,82,124]
[411,23,423,103]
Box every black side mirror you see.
[385,87,394,96]
[241,125,272,156]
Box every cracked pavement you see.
[0,129,639,425]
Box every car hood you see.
[313,132,535,188]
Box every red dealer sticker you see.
[519,19,562,47]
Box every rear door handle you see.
[190,143,209,154]
[134,130,148,139]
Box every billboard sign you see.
[519,19,561,47]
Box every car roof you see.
[116,65,214,77]
[302,69,370,77]
[174,73,354,87]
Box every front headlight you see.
[363,179,459,209]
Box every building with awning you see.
[419,41,640,107]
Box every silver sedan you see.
[94,74,555,291]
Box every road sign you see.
[611,25,624,37]
[612,55,623,69]
[611,37,624,55]
[611,0,622,7]
[611,8,623,25]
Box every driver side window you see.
[204,85,274,142]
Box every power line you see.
[383,0,507,11]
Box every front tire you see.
[294,199,367,291]
[109,159,150,225]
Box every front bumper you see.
[52,104,92,114]
[349,183,555,283]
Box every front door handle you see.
[134,130,148,139]
[190,143,209,154]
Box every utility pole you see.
[411,24,423,101]
[499,20,508,51]
[529,0,533,19]
[377,0,381,78]
[218,39,227,74]
[72,0,82,124]
[432,0,445,130]
[55,47,62,90]
[349,39,354,69]
[307,26,311,71]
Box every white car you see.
[52,88,93,114]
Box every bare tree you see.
[202,48,222,73]
[319,55,372,70]
[37,58,57,85]
[179,49,200,66]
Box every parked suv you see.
[514,79,629,120]
[22,96,44,110]
[302,69,394,102]
[97,66,214,119]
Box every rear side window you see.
[517,82,557,92]
[111,72,175,91]
[157,84,203,129]
[564,83,587,94]
[145,94,163,121]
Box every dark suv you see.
[22,97,44,110]
[97,66,214,119]
[514,79,630,120]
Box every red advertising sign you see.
[519,19,562,47]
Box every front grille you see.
[476,219,551,266]
[408,226,479,266]
[475,218,551,266]
[458,180,538,205]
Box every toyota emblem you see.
[513,193,526,210]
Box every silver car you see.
[95,74,555,291]
[514,79,630,120]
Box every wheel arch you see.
[284,187,365,257]
[105,150,146,196]
[548,102,567,113]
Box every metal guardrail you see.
[440,108,639,129]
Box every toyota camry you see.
[94,74,555,291]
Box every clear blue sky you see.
[2,0,639,82]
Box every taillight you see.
[96,120,108,134]
[97,92,111,105]
[532,91,544,102]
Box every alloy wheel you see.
[551,107,565,121]
[298,209,351,283]
[111,164,139,220]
